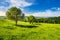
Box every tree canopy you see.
[28,15,35,24]
[6,7,22,25]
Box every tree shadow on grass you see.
[0,36,4,40]
[34,23,41,25]
[16,25,38,28]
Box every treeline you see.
[25,16,60,24]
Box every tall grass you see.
[0,19,60,40]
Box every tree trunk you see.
[15,15,18,26]
[16,19,17,26]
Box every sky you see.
[0,0,60,17]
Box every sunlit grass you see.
[0,19,60,40]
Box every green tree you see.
[28,15,35,24]
[25,16,29,22]
[21,13,25,21]
[6,7,22,25]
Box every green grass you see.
[0,19,60,40]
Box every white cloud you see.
[6,0,33,7]
[1,0,33,7]
[0,0,34,15]
[57,8,60,10]
[51,7,60,11]
[0,6,8,11]
[0,0,33,16]
[0,0,60,17]
[25,10,60,17]
[0,11,5,16]
[0,9,60,17]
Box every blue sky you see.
[0,0,60,17]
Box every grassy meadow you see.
[0,19,60,40]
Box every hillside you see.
[0,19,60,40]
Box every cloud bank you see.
[0,11,5,16]
[25,9,60,17]
[0,0,34,16]
[0,0,60,17]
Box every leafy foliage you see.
[34,16,60,24]
[6,7,22,20]
[6,7,22,25]
[25,15,35,24]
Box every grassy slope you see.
[0,19,60,40]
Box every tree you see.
[21,13,25,21]
[25,16,29,22]
[6,7,22,25]
[28,15,35,24]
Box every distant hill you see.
[0,16,6,19]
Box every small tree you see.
[28,15,35,24]
[25,16,29,22]
[6,7,22,25]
